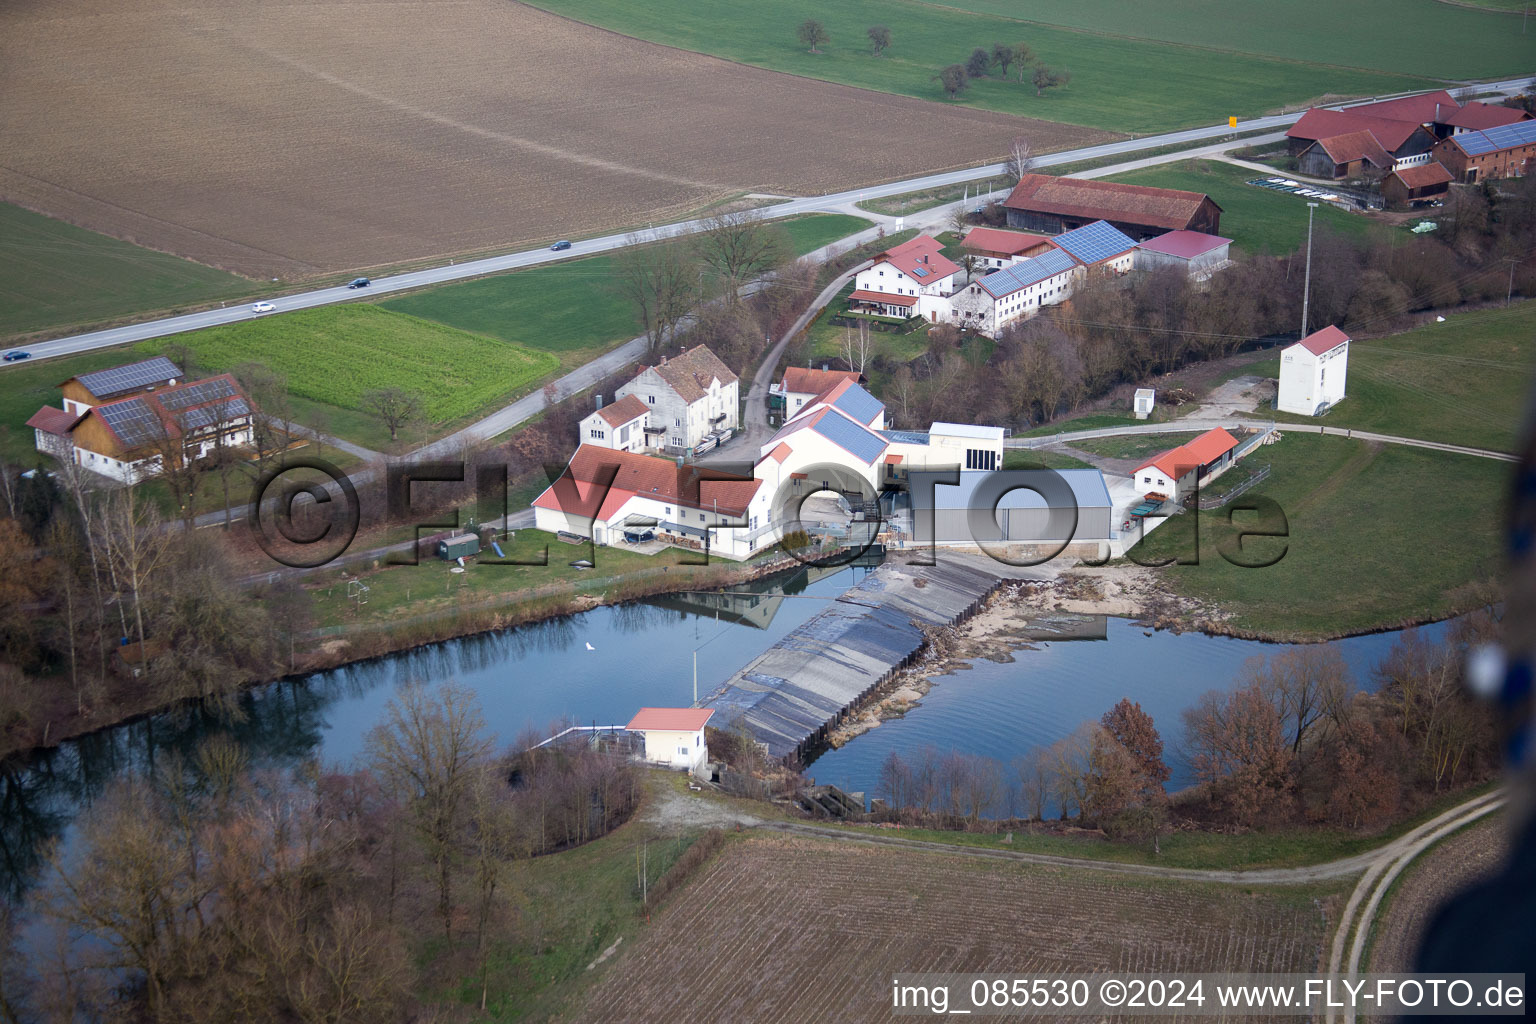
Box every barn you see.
[1382,163,1453,208]
[1001,174,1222,240]
[1432,120,1536,184]
[1134,230,1233,281]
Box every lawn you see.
[136,306,558,444]
[1260,303,1536,453]
[0,203,249,339]
[382,213,872,368]
[1129,434,1506,639]
[1105,159,1384,254]
[1071,431,1203,460]
[524,0,1436,134]
[1002,448,1093,471]
[1020,411,1149,436]
[927,0,1531,80]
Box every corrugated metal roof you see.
[978,248,1076,299]
[918,468,1112,511]
[1137,230,1232,259]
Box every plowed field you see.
[0,0,1110,280]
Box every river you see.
[0,563,1443,902]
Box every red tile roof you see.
[874,235,961,282]
[782,366,859,395]
[1352,90,1457,125]
[595,393,649,428]
[1443,102,1532,131]
[962,226,1052,257]
[1136,230,1232,259]
[1297,325,1350,356]
[1136,427,1239,480]
[533,445,762,523]
[1003,174,1217,231]
[26,406,82,435]
[1389,162,1453,189]
[849,289,916,308]
[641,345,737,403]
[769,442,792,463]
[627,707,714,732]
[1308,130,1392,169]
[1286,108,1423,152]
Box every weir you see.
[700,555,1038,765]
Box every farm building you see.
[533,445,769,560]
[850,235,961,322]
[1278,325,1350,417]
[1431,101,1532,139]
[578,393,650,453]
[1432,120,1536,184]
[1284,94,1450,160]
[31,372,254,484]
[1132,428,1241,502]
[948,247,1077,336]
[772,366,861,418]
[910,468,1113,554]
[1295,130,1392,180]
[1135,230,1233,281]
[1382,163,1454,208]
[615,345,738,455]
[1049,220,1138,272]
[960,226,1053,271]
[1002,174,1222,240]
[626,707,714,774]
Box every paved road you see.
[13,78,1531,364]
[1013,420,1517,462]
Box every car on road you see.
[3,351,30,362]
[251,301,276,313]
[550,240,572,251]
[347,277,370,289]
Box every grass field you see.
[1106,159,1383,253]
[1129,434,1506,638]
[2,1,1084,279]
[527,0,1436,134]
[1070,431,1203,460]
[1260,303,1536,453]
[1003,448,1094,471]
[0,204,248,339]
[136,306,558,444]
[928,0,1533,79]
[384,213,873,367]
[575,833,1340,1020]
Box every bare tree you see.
[361,387,425,443]
[695,210,788,305]
[965,48,991,79]
[1032,65,1061,97]
[1004,135,1035,183]
[1015,748,1049,820]
[613,232,700,351]
[839,320,872,375]
[101,485,172,660]
[796,18,828,52]
[867,24,892,56]
[1046,722,1095,820]
[1245,646,1353,754]
[1014,43,1037,80]
[937,64,969,99]
[991,43,1016,79]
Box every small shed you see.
[1132,428,1240,502]
[1382,162,1453,208]
[1135,231,1233,281]
[1133,389,1155,420]
[436,534,480,561]
[627,707,715,774]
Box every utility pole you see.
[1506,256,1523,305]
[693,649,698,705]
[1300,202,1320,339]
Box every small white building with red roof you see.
[773,365,862,419]
[1278,326,1350,416]
[850,234,962,322]
[1135,230,1233,281]
[578,393,650,453]
[1132,427,1241,502]
[626,707,715,773]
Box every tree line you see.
[940,42,1066,100]
[874,612,1500,838]
[0,683,644,1022]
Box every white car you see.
[251,301,275,313]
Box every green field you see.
[1105,159,1382,253]
[0,204,249,339]
[384,213,871,366]
[137,306,558,441]
[1261,303,1536,453]
[1071,431,1203,460]
[925,0,1532,79]
[1130,434,1506,638]
[525,0,1436,134]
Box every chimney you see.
[821,363,828,372]
[675,456,685,468]
[595,394,604,410]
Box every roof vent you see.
[595,394,604,409]
[821,364,828,371]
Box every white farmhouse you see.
[578,393,650,453]
[850,235,961,322]
[616,345,739,454]
[626,707,714,774]
[949,247,1077,335]
[1277,326,1350,416]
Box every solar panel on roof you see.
[1457,120,1536,156]
[97,399,165,447]
[831,382,884,425]
[1052,221,1137,266]
[159,377,237,411]
[812,412,886,465]
[912,267,928,278]
[978,248,1076,299]
[76,357,182,399]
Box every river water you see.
[0,563,1442,901]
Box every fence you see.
[1197,463,1271,510]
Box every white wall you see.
[641,728,708,772]
[1277,342,1347,416]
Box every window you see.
[675,418,682,427]
[589,428,605,439]
[678,746,690,756]
[1142,475,1151,484]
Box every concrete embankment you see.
[702,555,1043,764]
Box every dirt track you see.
[0,0,1112,278]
